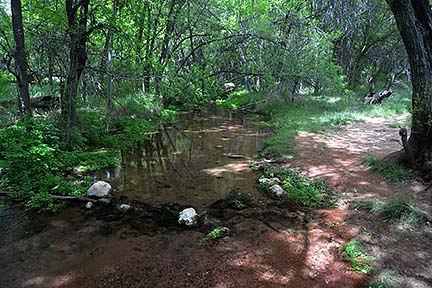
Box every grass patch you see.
[198,227,230,246]
[387,117,411,129]
[363,157,411,182]
[342,239,375,274]
[260,167,338,208]
[220,84,412,159]
[259,98,363,158]
[353,194,425,224]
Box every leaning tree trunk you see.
[11,0,32,119]
[387,0,432,172]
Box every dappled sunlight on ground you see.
[284,115,431,287]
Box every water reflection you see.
[107,105,273,205]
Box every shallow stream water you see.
[102,105,272,205]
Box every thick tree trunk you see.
[11,0,32,119]
[387,0,432,171]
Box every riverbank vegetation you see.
[0,0,425,210]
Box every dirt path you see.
[1,115,431,288]
[287,115,432,288]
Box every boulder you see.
[178,208,198,227]
[269,184,285,197]
[87,181,112,198]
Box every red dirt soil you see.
[1,115,431,288]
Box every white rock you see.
[119,204,131,211]
[269,184,285,197]
[87,181,112,198]
[224,82,236,92]
[259,178,273,185]
[85,202,94,209]
[178,208,198,226]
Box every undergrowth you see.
[363,157,411,182]
[217,84,411,159]
[260,166,338,208]
[353,194,425,224]
[342,239,375,274]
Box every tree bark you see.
[11,0,32,119]
[64,0,90,150]
[387,0,432,171]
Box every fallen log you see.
[0,191,97,203]
[364,89,392,105]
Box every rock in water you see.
[270,184,285,197]
[178,208,198,227]
[87,181,112,198]
[119,204,131,211]
[85,202,94,209]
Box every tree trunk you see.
[64,0,90,150]
[387,0,432,171]
[11,0,32,119]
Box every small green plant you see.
[261,167,337,208]
[353,198,383,212]
[369,278,394,288]
[25,192,60,213]
[342,239,375,274]
[363,157,411,182]
[199,227,230,246]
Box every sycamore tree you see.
[386,0,432,175]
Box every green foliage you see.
[259,83,411,159]
[378,194,421,222]
[160,108,179,124]
[363,157,411,182]
[353,198,383,212]
[261,167,336,208]
[25,192,60,213]
[72,150,118,172]
[260,96,362,158]
[342,239,375,274]
[353,195,424,224]
[216,90,262,110]
[199,227,230,246]
[0,121,99,212]
[102,117,156,149]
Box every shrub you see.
[0,121,93,212]
[260,167,337,208]
[199,227,230,246]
